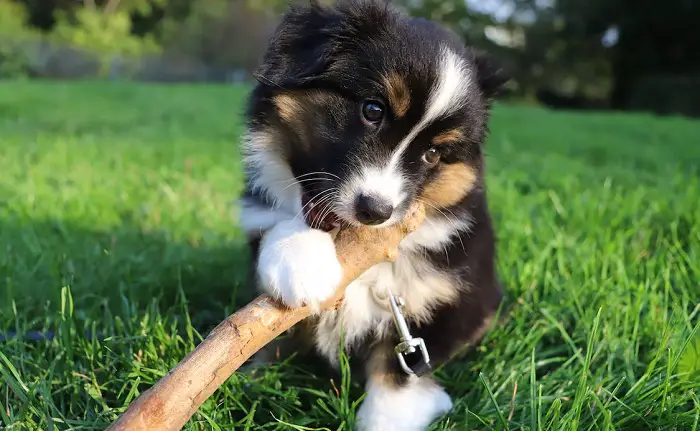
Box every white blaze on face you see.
[338,46,473,226]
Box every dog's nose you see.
[355,193,394,225]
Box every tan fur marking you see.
[421,163,477,209]
[273,93,303,123]
[366,342,402,388]
[273,91,337,147]
[306,90,335,106]
[384,74,411,117]
[432,129,464,145]
[274,91,338,124]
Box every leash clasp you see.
[388,293,431,375]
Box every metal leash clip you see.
[388,293,431,375]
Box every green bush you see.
[0,0,39,78]
[0,42,31,78]
[52,9,161,77]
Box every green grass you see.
[1,80,698,430]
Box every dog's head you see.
[244,0,507,230]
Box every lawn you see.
[0,81,698,430]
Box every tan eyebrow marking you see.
[432,129,465,145]
[383,73,411,118]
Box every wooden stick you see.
[106,203,425,431]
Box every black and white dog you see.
[238,1,506,429]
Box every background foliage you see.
[1,0,698,115]
[0,0,40,78]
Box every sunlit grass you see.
[1,81,698,430]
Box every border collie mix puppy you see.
[238,0,506,429]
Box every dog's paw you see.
[355,377,453,431]
[257,218,343,310]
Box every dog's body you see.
[238,1,506,429]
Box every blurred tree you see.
[509,4,612,102]
[8,0,700,113]
[0,0,39,77]
[400,0,699,113]
[597,0,700,110]
[244,0,334,15]
[512,0,700,110]
[18,0,165,31]
[51,2,161,76]
[158,0,245,67]
[397,0,497,43]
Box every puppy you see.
[238,1,507,429]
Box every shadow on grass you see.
[0,215,256,333]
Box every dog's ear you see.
[471,49,509,100]
[255,1,340,89]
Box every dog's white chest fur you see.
[314,261,395,363]
[314,218,467,365]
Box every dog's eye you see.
[362,101,384,124]
[422,147,440,166]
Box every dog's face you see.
[245,0,507,229]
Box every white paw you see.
[257,218,343,310]
[355,377,453,431]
